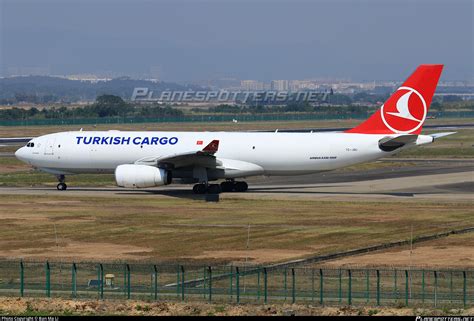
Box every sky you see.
[1,0,473,81]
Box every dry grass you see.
[323,233,474,268]
[0,297,471,316]
[0,194,472,265]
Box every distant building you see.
[66,74,111,83]
[289,80,320,91]
[241,80,265,91]
[271,80,289,91]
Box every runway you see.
[1,158,472,202]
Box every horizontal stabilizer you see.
[379,135,418,152]
[429,132,457,140]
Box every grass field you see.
[323,232,474,268]
[0,118,472,267]
[0,194,472,265]
[0,117,473,137]
[2,297,472,316]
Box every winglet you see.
[202,140,219,154]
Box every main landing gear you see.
[220,180,248,193]
[192,180,248,194]
[56,174,67,191]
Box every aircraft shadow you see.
[25,186,438,199]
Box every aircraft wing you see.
[0,137,34,146]
[135,140,221,169]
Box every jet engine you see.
[115,164,171,188]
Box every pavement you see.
[0,159,472,202]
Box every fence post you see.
[176,265,180,298]
[376,270,380,306]
[338,268,342,303]
[422,270,425,304]
[208,266,212,303]
[99,264,104,299]
[264,268,268,304]
[72,263,77,298]
[311,269,315,303]
[123,264,127,298]
[45,261,51,298]
[319,269,323,305]
[257,269,261,301]
[291,268,296,304]
[405,270,409,306]
[203,267,206,299]
[153,265,158,301]
[434,271,438,308]
[366,269,369,303]
[284,268,287,301]
[348,269,352,305]
[236,267,240,304]
[97,264,100,298]
[180,265,185,301]
[126,264,131,300]
[450,271,453,303]
[20,260,24,297]
[230,265,233,300]
[394,268,398,300]
[463,271,467,308]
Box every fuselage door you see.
[44,138,55,155]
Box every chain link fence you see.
[0,260,472,307]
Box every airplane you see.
[15,64,455,194]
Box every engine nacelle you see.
[115,164,171,188]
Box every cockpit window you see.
[26,142,34,147]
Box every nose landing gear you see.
[56,175,67,191]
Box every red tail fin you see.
[346,64,443,134]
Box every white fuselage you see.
[15,130,394,180]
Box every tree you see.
[92,94,132,117]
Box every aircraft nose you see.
[15,147,28,162]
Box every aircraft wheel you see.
[220,181,235,192]
[57,183,67,191]
[192,183,207,194]
[207,184,222,194]
[234,181,248,192]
